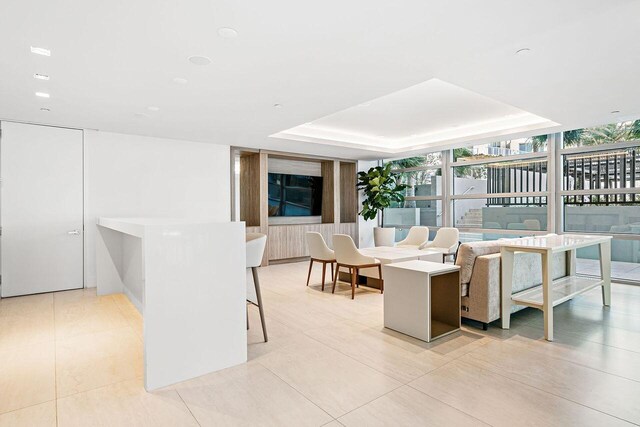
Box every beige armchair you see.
[396,226,429,249]
[306,232,336,291]
[421,227,460,261]
[332,234,382,300]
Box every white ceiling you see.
[271,78,558,154]
[0,1,639,160]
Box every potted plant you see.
[357,163,407,247]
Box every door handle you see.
[67,230,81,235]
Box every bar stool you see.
[246,233,268,342]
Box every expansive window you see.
[380,122,640,284]
[560,120,640,282]
[383,154,443,241]
[451,139,549,233]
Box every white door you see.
[1,122,84,297]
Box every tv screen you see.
[268,173,323,216]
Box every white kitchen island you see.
[96,217,247,390]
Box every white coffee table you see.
[349,247,442,289]
[383,260,460,342]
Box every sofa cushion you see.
[455,240,503,285]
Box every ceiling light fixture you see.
[217,27,238,39]
[33,73,50,81]
[188,55,212,66]
[611,110,620,114]
[30,46,51,56]
[273,104,283,108]
[173,77,188,85]
[40,107,50,112]
[35,92,50,98]
[147,106,160,112]
[515,48,531,55]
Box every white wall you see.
[84,130,230,287]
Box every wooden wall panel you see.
[267,222,357,261]
[321,161,335,224]
[340,162,357,223]
[239,154,260,227]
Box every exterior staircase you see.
[457,208,483,228]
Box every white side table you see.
[383,260,460,342]
[500,234,612,341]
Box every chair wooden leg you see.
[321,261,327,291]
[351,267,357,300]
[378,264,384,294]
[252,266,268,342]
[306,259,314,286]
[332,264,340,293]
[330,262,334,281]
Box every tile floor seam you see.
[494,334,640,384]
[0,399,57,418]
[520,317,640,355]
[301,329,412,384]
[455,357,639,425]
[53,376,135,402]
[254,359,338,424]
[175,389,202,427]
[401,380,495,427]
[333,358,467,424]
[53,294,59,427]
[334,382,406,422]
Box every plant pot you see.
[373,227,396,247]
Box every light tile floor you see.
[1,261,639,426]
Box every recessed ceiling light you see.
[273,104,283,108]
[173,77,188,85]
[134,112,150,118]
[33,73,50,81]
[218,27,238,39]
[40,107,50,112]
[30,46,51,56]
[515,48,531,55]
[188,55,212,66]
[35,92,50,98]
[147,106,160,112]
[611,110,620,114]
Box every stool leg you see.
[378,264,384,294]
[332,264,340,293]
[251,266,268,342]
[306,259,314,286]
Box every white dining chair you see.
[421,227,460,262]
[246,233,268,342]
[306,232,336,291]
[332,234,382,299]
[396,226,429,249]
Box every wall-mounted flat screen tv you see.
[268,173,323,216]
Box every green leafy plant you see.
[357,163,407,224]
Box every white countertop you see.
[97,217,234,237]
[500,234,612,252]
